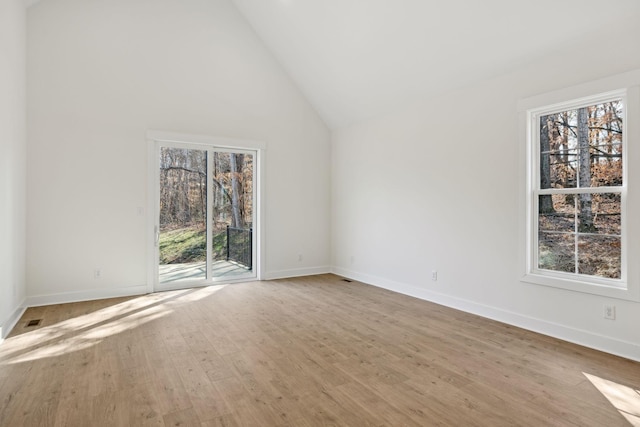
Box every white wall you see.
[26,0,331,302]
[23,0,639,361]
[0,0,27,338]
[332,28,640,361]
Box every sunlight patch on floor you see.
[177,284,227,302]
[3,306,170,364]
[0,286,226,365]
[584,372,640,426]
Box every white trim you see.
[146,140,159,294]
[529,92,626,288]
[206,150,214,281]
[25,285,148,308]
[536,186,624,196]
[255,148,265,281]
[517,69,640,112]
[264,266,331,280]
[520,273,633,300]
[0,301,27,341]
[519,70,640,301]
[146,130,265,291]
[331,267,640,363]
[525,89,627,117]
[146,130,266,151]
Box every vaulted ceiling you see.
[232,0,640,129]
[25,0,640,129]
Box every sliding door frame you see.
[146,130,266,293]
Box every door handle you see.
[154,226,160,246]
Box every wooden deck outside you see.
[159,260,251,284]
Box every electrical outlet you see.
[298,254,303,262]
[431,270,438,281]
[94,268,102,279]
[604,305,616,320]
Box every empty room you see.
[1,0,639,425]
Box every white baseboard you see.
[331,267,640,363]
[0,300,27,341]
[26,285,149,308]
[264,266,331,280]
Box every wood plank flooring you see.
[1,274,639,426]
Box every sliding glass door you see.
[153,141,257,290]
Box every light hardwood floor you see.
[1,274,639,426]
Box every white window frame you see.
[145,130,267,293]
[518,70,640,301]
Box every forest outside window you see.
[526,90,628,292]
[537,97,624,280]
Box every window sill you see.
[521,272,638,301]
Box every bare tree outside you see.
[537,100,623,279]
[539,115,554,213]
[158,148,254,282]
[577,106,596,233]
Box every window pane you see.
[550,148,578,189]
[590,193,621,235]
[211,152,254,277]
[540,113,577,189]
[577,192,621,235]
[539,194,575,233]
[159,147,207,284]
[578,235,621,279]
[537,192,622,278]
[540,100,623,190]
[538,233,575,274]
[588,101,623,187]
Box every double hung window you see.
[535,95,624,282]
[519,71,640,300]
